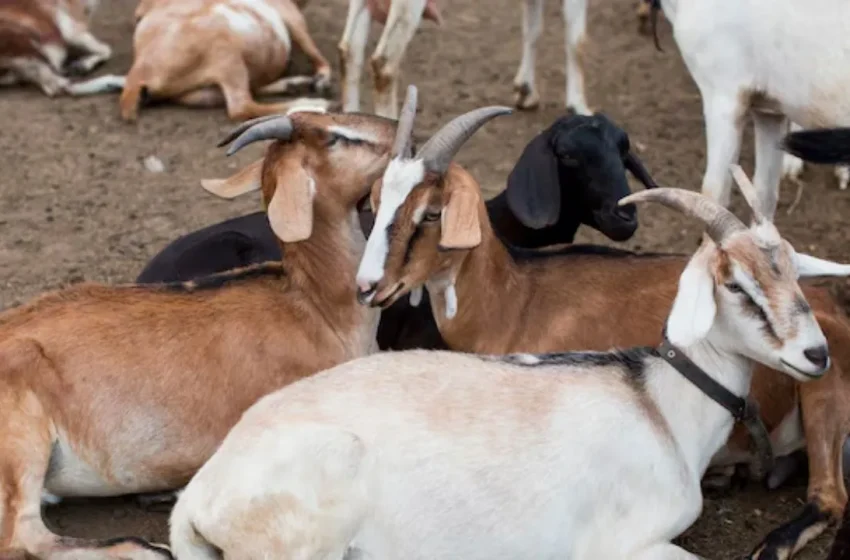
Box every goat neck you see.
[486,191,579,249]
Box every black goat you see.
[137,112,659,350]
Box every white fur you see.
[214,4,261,35]
[328,125,378,144]
[231,0,292,52]
[665,247,716,348]
[444,283,458,320]
[409,286,423,307]
[658,0,850,219]
[356,158,425,293]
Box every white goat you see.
[338,0,591,118]
[168,172,847,559]
[652,0,850,219]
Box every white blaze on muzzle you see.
[356,158,426,298]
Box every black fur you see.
[827,504,850,560]
[751,502,831,560]
[137,114,660,352]
[781,127,850,166]
[491,347,657,384]
[159,262,285,293]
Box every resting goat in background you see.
[136,112,660,351]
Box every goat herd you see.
[5,0,850,559]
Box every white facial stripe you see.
[230,0,292,52]
[328,126,377,144]
[356,158,425,287]
[411,202,427,225]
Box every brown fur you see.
[0,111,396,559]
[120,0,332,122]
[369,162,850,556]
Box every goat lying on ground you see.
[170,181,835,560]
[338,0,596,117]
[70,0,334,121]
[0,109,399,560]
[356,102,850,559]
[0,0,112,96]
[646,0,850,220]
[137,112,659,352]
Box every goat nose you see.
[803,345,830,370]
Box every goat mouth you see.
[780,358,825,379]
[374,283,405,308]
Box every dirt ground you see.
[1,0,850,558]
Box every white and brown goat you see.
[71,0,335,121]
[0,109,400,560]
[338,0,593,118]
[169,182,837,560]
[355,102,850,559]
[0,0,112,96]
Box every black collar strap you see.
[657,334,775,479]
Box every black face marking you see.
[485,347,658,385]
[158,262,285,293]
[760,245,782,277]
[738,287,780,343]
[794,294,811,316]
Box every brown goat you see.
[0,109,398,559]
[356,102,850,560]
[69,0,334,121]
[0,0,111,96]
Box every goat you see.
[69,0,334,121]
[169,180,838,560]
[826,505,850,560]
[356,102,850,559]
[0,0,112,96]
[136,112,659,351]
[645,0,850,220]
[338,0,596,117]
[0,109,400,560]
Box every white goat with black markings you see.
[169,171,838,559]
[649,0,850,219]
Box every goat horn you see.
[624,151,660,189]
[216,115,281,148]
[729,164,766,223]
[418,106,513,174]
[618,188,747,244]
[392,85,418,158]
[223,116,295,156]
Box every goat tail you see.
[119,61,151,123]
[781,127,850,166]
[168,493,222,560]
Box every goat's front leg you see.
[63,30,113,76]
[752,112,787,220]
[339,0,371,113]
[6,58,70,97]
[699,93,745,208]
[370,0,427,119]
[513,0,544,111]
[562,0,590,115]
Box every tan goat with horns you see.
[355,99,850,559]
[0,108,397,560]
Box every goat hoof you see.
[313,72,332,96]
[513,83,539,111]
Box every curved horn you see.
[216,115,281,148]
[392,85,418,158]
[618,187,746,244]
[729,164,766,224]
[418,106,513,174]
[223,116,295,156]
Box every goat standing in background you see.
[71,0,334,121]
[136,112,659,351]
[0,0,111,96]
[0,108,398,560]
[646,0,850,219]
[338,0,593,117]
[169,173,839,559]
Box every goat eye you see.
[327,134,342,147]
[423,211,441,223]
[725,282,744,294]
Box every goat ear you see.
[267,162,315,243]
[666,242,717,347]
[201,159,263,199]
[794,251,850,278]
[505,133,561,229]
[440,189,482,250]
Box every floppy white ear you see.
[666,249,717,347]
[795,252,850,278]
